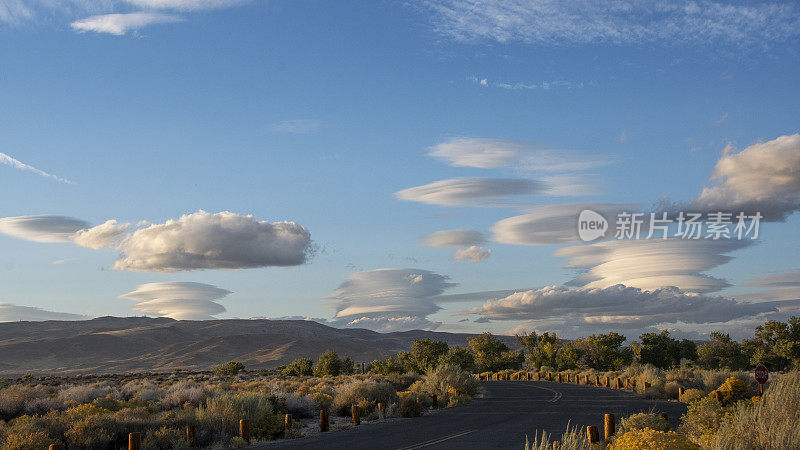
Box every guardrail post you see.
[320,409,329,432]
[616,378,622,389]
[285,414,293,433]
[352,404,360,425]
[49,445,64,450]
[558,373,563,382]
[595,375,600,386]
[714,390,723,403]
[377,402,386,419]
[239,419,250,444]
[604,413,615,442]
[678,387,685,399]
[643,381,651,391]
[432,394,438,409]
[587,425,599,444]
[604,376,610,387]
[128,432,141,450]
[186,425,196,447]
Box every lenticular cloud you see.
[120,281,232,320]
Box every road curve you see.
[252,380,688,449]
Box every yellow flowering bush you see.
[713,377,751,404]
[611,428,699,450]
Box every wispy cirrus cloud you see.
[70,12,181,35]
[468,76,585,91]
[2,0,254,34]
[0,152,74,184]
[418,0,800,48]
[268,119,323,134]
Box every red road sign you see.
[755,365,769,384]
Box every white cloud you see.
[469,284,786,338]
[119,281,231,320]
[0,210,311,273]
[419,0,800,47]
[555,238,751,294]
[72,220,131,249]
[428,138,605,170]
[123,0,247,10]
[326,268,456,332]
[396,177,549,207]
[453,245,491,263]
[51,258,75,265]
[0,215,90,243]
[113,211,312,272]
[268,119,322,134]
[689,134,800,221]
[70,12,181,35]
[0,152,74,184]
[491,202,635,246]
[421,229,485,247]
[0,303,88,322]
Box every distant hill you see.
[0,316,518,376]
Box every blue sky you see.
[1,0,800,339]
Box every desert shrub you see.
[0,430,54,450]
[619,413,670,433]
[681,388,705,403]
[635,365,665,394]
[20,397,60,416]
[214,361,245,377]
[274,392,316,419]
[161,381,207,409]
[611,428,699,449]
[664,381,681,399]
[142,426,192,450]
[121,380,163,402]
[311,392,333,410]
[410,364,478,408]
[523,425,590,450]
[679,396,724,447]
[395,395,423,418]
[712,377,752,404]
[712,371,800,449]
[65,415,117,449]
[194,392,283,441]
[697,369,734,392]
[59,384,111,404]
[282,358,314,377]
[331,380,396,416]
[0,385,52,419]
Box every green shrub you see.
[410,364,478,407]
[213,361,245,377]
[314,351,349,377]
[282,358,314,377]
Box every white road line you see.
[396,429,477,449]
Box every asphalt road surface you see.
[253,380,688,449]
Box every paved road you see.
[253,381,687,449]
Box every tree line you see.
[360,316,800,375]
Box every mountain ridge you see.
[0,316,518,376]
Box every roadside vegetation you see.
[0,316,797,449]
